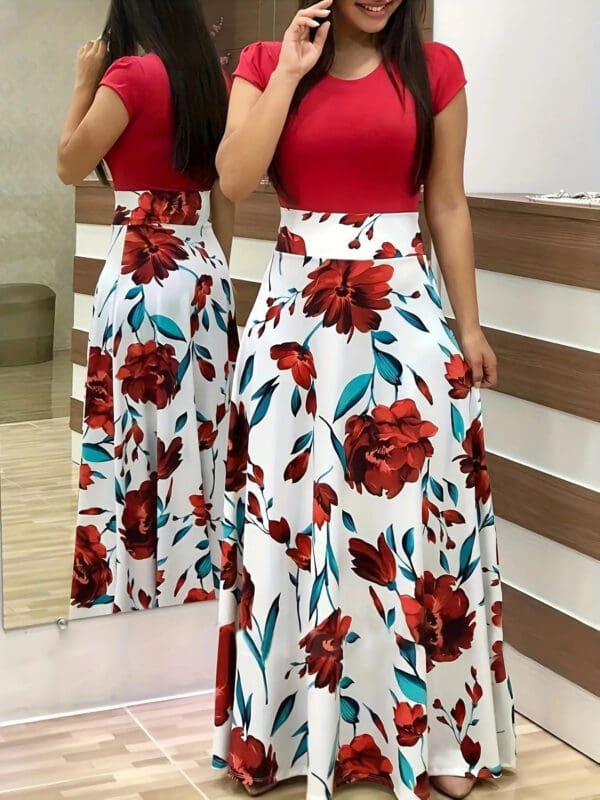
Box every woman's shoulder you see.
[234,41,282,91]
[423,41,467,114]
[423,41,464,73]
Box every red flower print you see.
[71,525,112,607]
[344,400,438,499]
[113,205,130,225]
[79,462,94,490]
[401,572,476,670]
[198,420,218,451]
[122,225,188,285]
[84,347,114,435]
[190,492,211,527]
[415,772,430,800]
[184,588,215,603]
[394,702,428,747]
[270,342,316,389]
[460,735,481,769]
[411,233,426,267]
[157,436,182,479]
[117,341,180,409]
[229,728,279,787]
[335,734,394,789]
[284,451,310,483]
[226,402,249,492]
[221,541,237,590]
[302,260,393,338]
[130,190,201,226]
[239,568,255,630]
[445,354,472,400]
[455,419,491,504]
[306,385,317,417]
[214,623,236,727]
[442,509,465,527]
[491,640,507,683]
[276,226,307,255]
[299,609,352,693]
[375,242,403,259]
[267,517,291,544]
[286,534,312,571]
[313,482,338,527]
[349,533,396,587]
[491,600,502,627]
[193,275,213,310]
[340,213,370,227]
[452,699,467,730]
[120,477,158,560]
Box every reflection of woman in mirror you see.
[56,0,236,618]
[212,1,515,798]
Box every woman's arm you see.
[216,0,332,203]
[57,40,128,185]
[210,180,235,264]
[424,91,497,389]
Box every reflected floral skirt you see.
[212,209,516,799]
[70,190,237,618]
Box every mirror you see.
[0,0,305,630]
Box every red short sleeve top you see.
[100,54,212,191]
[233,41,467,213]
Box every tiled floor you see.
[0,695,598,799]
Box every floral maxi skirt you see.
[213,209,516,800]
[70,190,236,617]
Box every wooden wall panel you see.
[469,200,600,291]
[71,329,88,367]
[70,398,83,435]
[73,257,103,297]
[446,320,600,422]
[488,453,600,561]
[75,184,113,226]
[504,585,600,696]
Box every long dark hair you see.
[269,0,433,199]
[96,0,228,184]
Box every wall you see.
[434,0,600,194]
[0,0,108,351]
[435,0,600,761]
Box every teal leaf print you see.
[250,381,278,428]
[175,412,187,433]
[386,525,397,553]
[395,669,427,704]
[445,479,459,506]
[459,530,476,576]
[271,693,297,736]
[176,348,191,384]
[127,298,145,332]
[196,539,210,551]
[157,513,169,528]
[173,525,193,546]
[326,540,340,583]
[430,476,444,501]
[334,373,372,421]
[212,756,228,769]
[291,385,302,417]
[236,499,245,536]
[397,307,429,332]
[372,330,397,345]
[115,479,124,504]
[152,314,186,341]
[262,595,281,661]
[195,554,212,579]
[292,432,313,454]
[340,696,360,724]
[239,355,255,393]
[309,571,326,618]
[399,752,415,790]
[202,308,210,331]
[398,638,417,670]
[83,443,113,463]
[195,344,211,359]
[236,674,249,728]
[442,319,460,347]
[439,343,453,359]
[340,677,354,690]
[342,511,357,533]
[451,404,465,443]
[243,630,264,672]
[374,349,403,385]
[107,516,117,533]
[440,551,451,572]
[292,722,309,766]
[212,302,229,333]
[386,608,396,628]
[400,567,417,582]
[221,278,232,304]
[328,427,347,472]
[425,282,443,309]
[346,632,360,644]
[92,594,115,605]
[125,286,143,300]
[402,528,415,558]
[463,557,481,583]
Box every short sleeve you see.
[100,57,145,119]
[233,42,281,92]
[425,43,467,115]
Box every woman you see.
[57,0,237,617]
[213,1,515,798]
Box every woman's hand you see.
[74,38,107,91]
[277,0,332,81]
[460,328,498,389]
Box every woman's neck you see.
[330,18,381,79]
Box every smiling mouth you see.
[356,1,393,14]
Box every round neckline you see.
[326,61,384,83]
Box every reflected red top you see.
[233,41,467,213]
[100,54,212,191]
